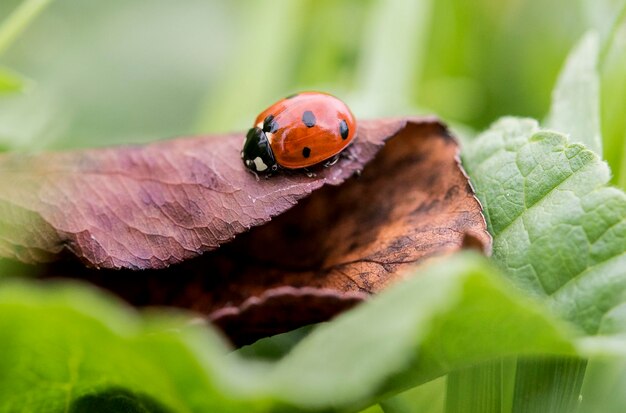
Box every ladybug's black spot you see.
[302,147,311,158]
[302,111,316,128]
[285,93,299,99]
[263,115,279,133]
[339,119,349,140]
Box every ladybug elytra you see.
[241,92,356,174]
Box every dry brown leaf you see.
[0,118,409,267]
[0,117,490,345]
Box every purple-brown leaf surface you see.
[0,117,491,345]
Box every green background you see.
[0,0,623,171]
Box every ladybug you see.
[241,92,356,174]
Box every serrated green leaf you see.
[547,32,602,156]
[463,117,626,334]
[461,114,626,413]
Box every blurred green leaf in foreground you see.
[0,253,578,412]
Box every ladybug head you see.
[241,127,277,174]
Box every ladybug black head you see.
[241,127,277,174]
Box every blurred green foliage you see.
[0,0,623,152]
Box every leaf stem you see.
[598,0,626,70]
[354,0,432,116]
[0,0,53,57]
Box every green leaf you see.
[0,253,579,412]
[600,7,626,190]
[0,66,29,94]
[512,356,586,413]
[234,325,316,361]
[353,0,432,117]
[360,406,386,413]
[253,253,576,410]
[0,0,54,57]
[547,32,602,155]
[462,116,626,412]
[0,89,64,151]
[445,359,515,413]
[579,355,626,413]
[463,117,626,334]
[0,279,254,413]
[380,377,445,413]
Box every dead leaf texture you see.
[0,117,490,345]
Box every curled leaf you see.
[1,117,490,344]
[0,119,399,264]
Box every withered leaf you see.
[0,117,486,267]
[0,117,490,345]
[0,118,410,268]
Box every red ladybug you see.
[241,92,356,173]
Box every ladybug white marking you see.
[253,157,268,172]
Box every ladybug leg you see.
[245,168,261,181]
[341,149,358,162]
[323,154,340,168]
[303,168,316,178]
[263,163,279,179]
